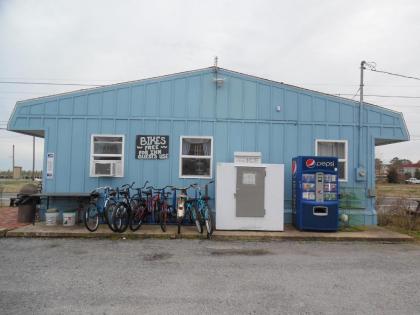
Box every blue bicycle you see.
[84,186,119,232]
[191,181,214,238]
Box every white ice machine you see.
[216,152,284,231]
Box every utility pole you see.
[12,144,15,178]
[32,136,35,180]
[358,61,366,170]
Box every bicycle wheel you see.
[104,203,118,232]
[129,199,146,231]
[191,206,203,234]
[160,208,167,232]
[114,203,130,233]
[203,205,213,238]
[84,203,99,232]
[177,217,182,234]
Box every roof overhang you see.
[7,129,45,138]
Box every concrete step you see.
[5,224,414,243]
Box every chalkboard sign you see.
[136,135,169,160]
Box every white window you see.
[90,135,124,177]
[179,136,213,178]
[315,139,348,181]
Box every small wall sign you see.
[46,152,54,179]
[136,135,169,160]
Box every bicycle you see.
[84,186,119,232]
[113,182,136,233]
[156,186,173,232]
[130,184,172,231]
[192,180,214,238]
[172,184,199,234]
[129,181,149,231]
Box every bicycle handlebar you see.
[189,180,215,190]
[90,186,114,194]
[171,183,197,191]
[121,182,135,189]
[146,185,173,191]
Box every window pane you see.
[182,158,211,176]
[94,143,122,155]
[318,142,345,159]
[338,161,346,180]
[93,156,121,161]
[182,138,211,156]
[94,136,122,142]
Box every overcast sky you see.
[1,0,420,170]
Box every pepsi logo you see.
[292,161,297,174]
[305,159,316,168]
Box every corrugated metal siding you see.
[8,67,410,219]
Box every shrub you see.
[386,166,400,183]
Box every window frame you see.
[90,134,125,177]
[315,139,348,182]
[179,136,213,179]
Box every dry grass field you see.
[0,179,34,193]
[376,183,420,198]
[376,183,420,240]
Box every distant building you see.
[400,163,420,177]
[13,166,22,179]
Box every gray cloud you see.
[1,0,420,169]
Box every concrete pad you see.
[5,223,207,240]
[213,226,414,242]
[5,223,414,242]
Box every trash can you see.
[16,184,39,223]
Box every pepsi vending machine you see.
[292,156,339,231]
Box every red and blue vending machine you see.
[292,156,339,231]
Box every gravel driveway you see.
[0,238,419,315]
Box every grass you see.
[376,183,420,239]
[0,179,34,193]
[376,183,420,198]
[339,225,368,232]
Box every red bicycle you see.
[130,184,172,231]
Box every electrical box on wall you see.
[356,166,366,181]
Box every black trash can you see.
[17,184,39,223]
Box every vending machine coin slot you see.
[315,172,324,202]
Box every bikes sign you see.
[136,135,169,160]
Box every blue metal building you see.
[7,67,409,225]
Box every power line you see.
[334,93,420,99]
[350,87,361,100]
[368,68,420,81]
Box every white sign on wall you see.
[46,153,54,179]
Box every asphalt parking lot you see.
[1,238,419,315]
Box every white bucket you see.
[63,212,76,226]
[45,212,59,226]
